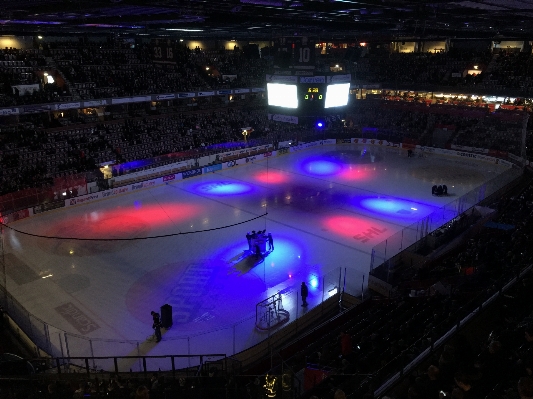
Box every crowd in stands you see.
[483,50,533,95]
[0,105,316,196]
[0,94,526,199]
[347,100,431,143]
[0,370,255,398]
[394,270,533,399]
[349,46,533,97]
[353,49,491,88]
[347,99,525,155]
[451,111,524,154]
[0,42,525,108]
[0,47,68,107]
[0,39,270,107]
[51,40,268,101]
[2,41,533,108]
[50,41,209,98]
[189,48,269,89]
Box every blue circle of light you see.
[302,160,342,176]
[358,197,429,219]
[195,181,253,196]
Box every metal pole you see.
[28,309,34,337]
[90,339,96,370]
[171,356,176,378]
[0,225,7,309]
[188,337,191,368]
[339,268,343,311]
[415,221,420,250]
[322,276,325,303]
[233,323,236,355]
[296,291,299,320]
[59,332,65,359]
[44,323,51,355]
[137,342,142,373]
[64,333,71,372]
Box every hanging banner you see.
[55,102,81,110]
[0,108,19,115]
[83,100,106,107]
[154,94,175,100]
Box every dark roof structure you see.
[2,0,533,39]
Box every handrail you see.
[28,354,227,377]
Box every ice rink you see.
[1,143,511,370]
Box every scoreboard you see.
[267,74,351,122]
[299,84,326,114]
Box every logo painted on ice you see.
[353,227,387,243]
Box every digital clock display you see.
[304,87,323,100]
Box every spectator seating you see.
[349,99,525,156]
[0,40,270,105]
[44,41,269,101]
[353,49,491,87]
[0,106,313,195]
[0,48,72,106]
[480,51,533,95]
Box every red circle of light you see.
[253,170,289,184]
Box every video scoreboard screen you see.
[267,83,298,108]
[267,75,351,120]
[325,83,350,108]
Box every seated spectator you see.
[519,377,533,399]
[454,371,482,399]
[135,385,150,399]
[334,389,347,399]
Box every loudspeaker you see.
[160,304,173,328]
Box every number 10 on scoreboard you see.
[299,47,311,63]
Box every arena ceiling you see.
[2,0,533,40]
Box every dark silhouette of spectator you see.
[301,282,309,307]
[519,377,533,399]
